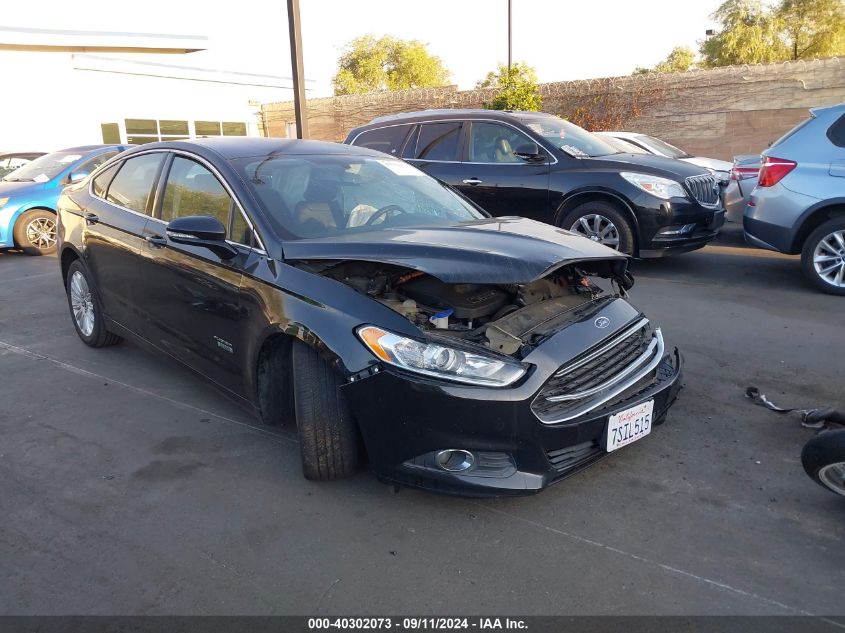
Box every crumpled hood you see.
[283,216,628,284]
[681,156,732,174]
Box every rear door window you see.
[353,125,412,156]
[412,122,462,161]
[105,153,166,214]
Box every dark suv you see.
[346,110,725,257]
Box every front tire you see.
[801,218,845,295]
[560,201,635,255]
[292,341,360,481]
[801,429,845,497]
[65,260,121,348]
[14,209,58,255]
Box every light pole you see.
[287,0,309,139]
[507,0,512,74]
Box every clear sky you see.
[2,0,725,97]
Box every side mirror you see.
[513,142,545,163]
[166,215,238,260]
[68,171,90,184]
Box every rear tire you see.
[292,341,360,481]
[801,429,845,497]
[560,201,635,255]
[801,217,845,296]
[65,260,121,348]
[13,209,58,255]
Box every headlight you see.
[0,197,9,208]
[620,172,686,199]
[357,325,527,387]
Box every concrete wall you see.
[260,57,845,160]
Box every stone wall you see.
[259,57,845,160]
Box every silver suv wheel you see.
[812,229,845,288]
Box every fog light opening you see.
[435,449,475,472]
[657,223,696,236]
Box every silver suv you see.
[744,103,845,295]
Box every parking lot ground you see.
[1,224,844,616]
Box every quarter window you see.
[827,114,845,147]
[105,153,166,214]
[354,125,412,156]
[412,122,462,161]
[92,163,120,198]
[160,157,233,233]
[468,122,534,163]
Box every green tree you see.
[332,35,450,95]
[477,62,542,111]
[776,0,845,60]
[700,0,789,67]
[633,46,697,74]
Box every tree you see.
[700,0,789,67]
[477,62,542,111]
[332,35,450,95]
[633,46,697,74]
[776,0,845,60]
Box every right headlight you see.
[620,172,686,199]
[357,325,527,387]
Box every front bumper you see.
[636,198,725,258]
[342,343,683,498]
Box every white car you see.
[596,131,732,184]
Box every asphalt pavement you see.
[1,224,843,616]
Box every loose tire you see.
[292,340,360,480]
[801,217,845,296]
[14,209,58,255]
[560,201,635,255]
[801,429,845,497]
[65,260,121,348]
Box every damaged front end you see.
[297,256,635,372]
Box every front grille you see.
[546,440,604,478]
[685,174,720,206]
[531,319,663,424]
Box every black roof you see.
[129,137,389,160]
[364,109,558,126]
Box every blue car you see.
[0,144,128,255]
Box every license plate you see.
[606,400,654,452]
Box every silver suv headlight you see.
[357,325,527,387]
[620,172,686,199]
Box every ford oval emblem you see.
[594,316,611,329]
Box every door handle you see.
[146,235,167,248]
[462,178,483,185]
[84,212,99,225]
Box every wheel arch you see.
[554,189,640,252]
[60,244,82,283]
[790,200,845,254]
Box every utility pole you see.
[507,0,512,74]
[287,0,308,139]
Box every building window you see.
[101,123,120,144]
[196,121,222,136]
[160,120,189,136]
[123,119,191,144]
[222,122,247,136]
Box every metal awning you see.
[0,26,207,53]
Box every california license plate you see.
[606,400,654,452]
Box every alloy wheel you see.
[818,461,845,497]
[25,216,57,250]
[569,214,620,249]
[70,271,95,337]
[812,229,845,288]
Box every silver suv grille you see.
[685,174,720,206]
[531,319,664,424]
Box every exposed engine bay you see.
[304,259,635,358]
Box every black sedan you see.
[346,109,725,257]
[56,138,682,497]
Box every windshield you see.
[636,135,691,159]
[520,116,617,158]
[233,154,485,239]
[2,151,83,182]
[599,135,649,154]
